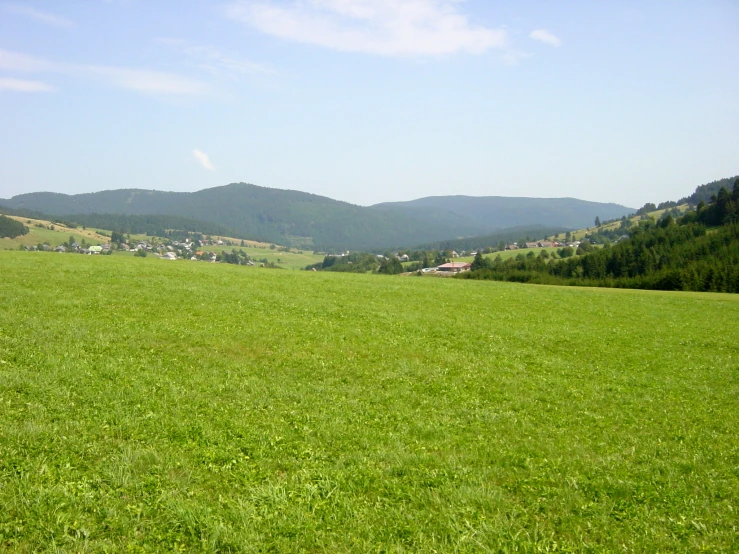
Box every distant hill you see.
[371,196,633,232]
[0,184,470,250]
[1,184,634,251]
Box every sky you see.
[1,1,737,208]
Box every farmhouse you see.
[437,262,472,273]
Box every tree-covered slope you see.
[0,184,475,250]
[678,175,739,206]
[0,215,29,238]
[461,180,739,293]
[371,195,634,231]
[183,184,482,249]
[60,213,239,239]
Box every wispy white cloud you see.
[0,48,211,96]
[226,0,508,57]
[0,77,55,92]
[89,66,211,95]
[158,38,274,79]
[193,149,215,171]
[4,4,74,27]
[0,49,54,72]
[529,29,562,47]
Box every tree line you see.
[63,213,237,239]
[0,215,29,238]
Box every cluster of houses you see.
[124,239,206,262]
[23,236,236,261]
[24,243,110,255]
[118,240,150,252]
[119,238,227,253]
[134,239,258,265]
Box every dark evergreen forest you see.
[60,214,239,239]
[0,215,29,239]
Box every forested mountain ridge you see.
[0,183,634,251]
[0,185,445,249]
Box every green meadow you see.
[1,251,737,552]
[455,247,563,265]
[225,246,322,270]
[0,216,111,250]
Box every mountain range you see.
[0,183,634,250]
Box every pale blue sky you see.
[1,0,737,207]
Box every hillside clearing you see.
[0,215,110,249]
[1,252,737,552]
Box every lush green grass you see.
[1,251,737,552]
[227,246,322,270]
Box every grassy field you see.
[0,216,110,250]
[454,247,563,265]
[223,246,322,270]
[1,251,737,552]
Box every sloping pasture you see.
[1,252,737,552]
